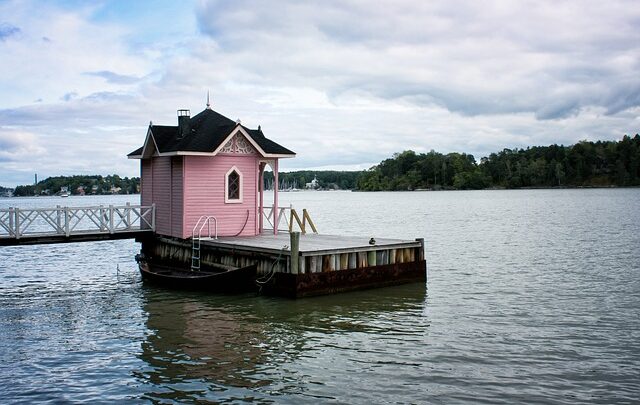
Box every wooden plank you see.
[299,256,306,274]
[416,238,425,261]
[322,255,332,272]
[368,250,377,266]
[348,253,357,269]
[357,252,367,268]
[340,253,349,270]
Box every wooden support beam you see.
[357,252,367,268]
[349,253,357,269]
[302,209,318,234]
[290,209,304,234]
[322,255,332,272]
[367,250,376,266]
[340,253,349,270]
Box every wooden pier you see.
[138,232,426,298]
[0,204,155,246]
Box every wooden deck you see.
[203,232,422,256]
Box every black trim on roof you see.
[128,108,295,157]
[127,146,143,157]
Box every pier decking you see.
[207,233,421,255]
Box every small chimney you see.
[177,109,190,138]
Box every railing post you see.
[126,202,131,230]
[99,205,105,231]
[151,203,156,232]
[109,205,114,233]
[14,208,20,239]
[56,205,62,234]
[303,209,318,234]
[9,207,14,238]
[64,207,70,237]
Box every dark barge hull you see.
[262,260,427,298]
[138,261,258,293]
[136,234,426,298]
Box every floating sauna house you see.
[129,101,426,297]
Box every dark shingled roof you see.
[128,108,294,157]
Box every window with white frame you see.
[225,166,243,203]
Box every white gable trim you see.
[212,125,268,157]
[141,127,160,158]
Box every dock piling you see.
[290,231,300,274]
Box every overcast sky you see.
[1,0,639,187]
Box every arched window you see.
[225,166,243,203]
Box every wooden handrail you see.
[0,204,155,239]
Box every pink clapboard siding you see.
[182,155,258,238]
[141,156,185,237]
[170,156,184,236]
[141,160,152,207]
[140,160,153,230]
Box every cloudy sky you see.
[1,0,639,186]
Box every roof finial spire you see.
[206,90,211,109]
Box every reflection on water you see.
[136,283,427,403]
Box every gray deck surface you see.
[202,232,420,255]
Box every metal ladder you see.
[191,215,218,271]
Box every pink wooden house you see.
[128,104,295,238]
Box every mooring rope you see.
[255,244,289,293]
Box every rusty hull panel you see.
[266,260,427,298]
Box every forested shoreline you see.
[3,135,639,195]
[357,135,640,190]
[10,175,140,196]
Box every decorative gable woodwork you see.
[220,133,257,155]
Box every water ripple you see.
[1,191,640,403]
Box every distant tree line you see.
[357,135,640,190]
[0,185,12,196]
[6,136,638,195]
[12,175,140,197]
[263,170,360,190]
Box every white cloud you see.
[0,129,46,162]
[0,0,638,186]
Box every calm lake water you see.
[1,189,639,404]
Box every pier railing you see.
[0,203,155,240]
[261,205,317,234]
